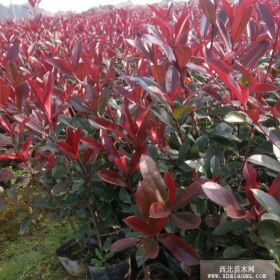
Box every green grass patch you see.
[0,216,78,280]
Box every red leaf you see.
[142,34,175,62]
[258,3,275,38]
[140,155,168,203]
[66,128,81,155]
[97,170,127,187]
[0,154,18,160]
[15,82,29,111]
[245,109,260,123]
[0,80,11,107]
[222,0,233,21]
[249,83,279,94]
[123,216,153,235]
[165,64,180,95]
[174,13,189,46]
[43,71,54,124]
[89,117,127,140]
[199,0,216,25]
[216,18,232,51]
[30,80,44,105]
[149,201,171,219]
[171,212,201,230]
[164,172,176,207]
[231,0,253,42]
[269,174,280,203]
[241,41,269,68]
[202,182,245,218]
[153,217,168,235]
[151,17,173,45]
[81,137,103,150]
[158,233,200,266]
[30,74,53,124]
[71,41,82,69]
[56,142,75,159]
[111,237,139,252]
[174,179,209,209]
[7,43,20,62]
[57,128,81,160]
[243,162,259,207]
[135,180,159,219]
[46,57,73,76]
[206,53,247,106]
[46,153,55,170]
[174,45,192,69]
[0,116,12,133]
[143,237,159,259]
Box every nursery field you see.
[0,0,280,279]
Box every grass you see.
[0,212,81,280]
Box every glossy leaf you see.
[231,0,253,42]
[149,201,171,218]
[164,171,176,207]
[140,155,168,203]
[97,170,127,187]
[199,0,216,25]
[252,189,280,216]
[111,238,139,252]
[202,182,246,218]
[247,154,280,173]
[0,80,11,107]
[259,3,275,38]
[174,179,209,209]
[123,216,153,235]
[143,237,159,259]
[158,233,200,266]
[243,162,259,207]
[171,212,201,230]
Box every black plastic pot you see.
[56,239,87,277]
[88,258,130,280]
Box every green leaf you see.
[261,213,280,223]
[257,220,280,265]
[223,246,247,258]
[151,107,174,128]
[258,125,280,161]
[52,181,71,197]
[247,154,280,172]
[213,220,248,235]
[211,123,241,142]
[95,248,103,260]
[172,105,196,120]
[252,189,280,215]
[136,245,148,267]
[258,220,280,246]
[119,188,131,204]
[58,115,74,128]
[224,111,246,123]
[185,159,206,174]
[210,156,220,176]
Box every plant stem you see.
[238,124,254,191]
[83,199,103,251]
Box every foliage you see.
[0,0,280,278]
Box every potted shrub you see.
[111,155,247,277]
